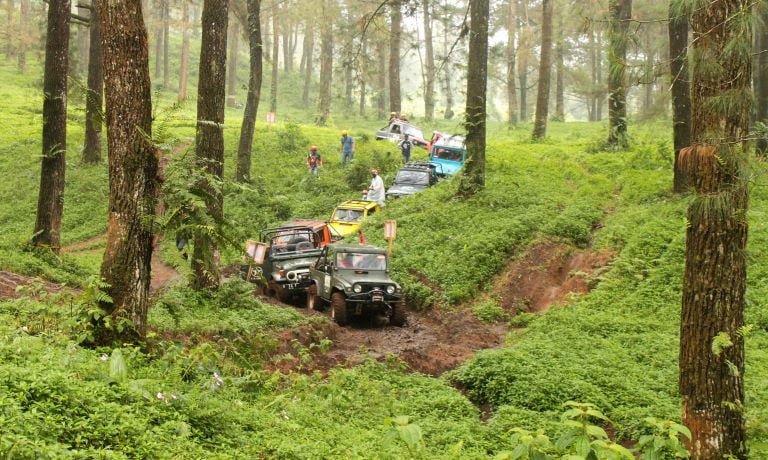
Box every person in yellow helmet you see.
[340,130,355,166]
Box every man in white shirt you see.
[366,169,386,206]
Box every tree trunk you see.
[83,1,103,164]
[607,0,630,148]
[422,0,435,121]
[669,0,691,192]
[388,0,401,113]
[506,0,517,125]
[359,37,367,117]
[154,0,162,81]
[282,20,291,72]
[227,15,240,108]
[302,20,314,105]
[162,0,169,88]
[262,7,270,60]
[596,29,604,121]
[77,4,89,74]
[376,38,387,118]
[33,0,70,251]
[531,0,553,139]
[679,1,752,458]
[553,11,564,122]
[16,0,28,72]
[442,21,453,119]
[178,0,191,101]
[192,0,228,290]
[589,28,597,121]
[457,0,488,196]
[755,5,768,155]
[269,12,278,113]
[236,0,263,183]
[316,2,333,126]
[95,0,158,344]
[5,0,14,58]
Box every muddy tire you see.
[268,281,287,303]
[390,300,407,327]
[306,284,318,310]
[330,292,348,326]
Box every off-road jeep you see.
[375,119,428,148]
[306,244,406,327]
[429,134,466,176]
[328,200,380,240]
[242,221,332,302]
[386,161,443,199]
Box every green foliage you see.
[473,299,508,324]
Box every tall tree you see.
[457,0,488,196]
[532,0,553,139]
[32,0,71,251]
[269,12,278,113]
[506,0,517,125]
[227,15,240,108]
[178,0,191,101]
[376,38,387,118]
[669,0,690,192]
[154,0,163,80]
[316,0,333,125]
[517,0,530,122]
[83,1,103,164]
[282,19,291,72]
[5,0,14,58]
[755,5,768,155]
[553,11,564,121]
[442,18,454,119]
[679,0,752,457]
[388,0,401,113]
[606,0,630,148]
[236,0,263,183]
[95,0,158,344]
[302,20,314,105]
[16,0,28,72]
[192,0,228,290]
[162,0,170,88]
[422,0,436,121]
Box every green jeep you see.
[306,244,406,327]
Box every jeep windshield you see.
[395,170,429,186]
[333,208,364,222]
[432,147,463,162]
[269,230,319,254]
[336,252,387,270]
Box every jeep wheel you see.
[306,284,318,310]
[390,300,407,327]
[330,292,348,326]
[268,281,287,303]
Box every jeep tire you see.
[390,300,407,327]
[330,292,348,326]
[306,284,318,310]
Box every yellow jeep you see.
[328,200,381,240]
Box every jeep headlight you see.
[353,284,362,293]
[386,285,396,294]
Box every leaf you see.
[109,348,128,383]
[574,436,591,457]
[398,423,423,451]
[585,424,608,440]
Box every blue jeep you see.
[429,135,466,176]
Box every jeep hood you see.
[431,159,463,175]
[329,222,359,238]
[387,183,427,196]
[333,270,398,287]
[267,254,320,271]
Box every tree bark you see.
[83,1,103,164]
[376,38,387,119]
[532,0,553,139]
[553,11,564,122]
[302,20,314,105]
[457,0,488,196]
[388,0,401,113]
[422,0,435,121]
[236,0,263,183]
[178,0,191,101]
[95,0,158,344]
[607,0,630,148]
[227,15,240,108]
[192,0,228,290]
[154,0,163,81]
[33,0,70,251]
[589,28,597,121]
[162,0,169,88]
[5,0,14,58]
[16,0,28,72]
[442,21,453,119]
[679,1,752,458]
[269,12,278,113]
[755,5,768,155]
[316,2,333,126]
[282,19,291,72]
[669,0,690,192]
[359,37,367,116]
[506,0,517,125]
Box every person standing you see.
[398,134,412,164]
[340,130,355,166]
[307,145,323,175]
[366,168,386,206]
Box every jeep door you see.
[311,249,333,299]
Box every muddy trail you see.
[267,241,614,376]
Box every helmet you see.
[390,112,396,116]
[310,146,318,151]
[341,130,348,136]
[371,169,379,175]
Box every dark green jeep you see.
[306,244,406,327]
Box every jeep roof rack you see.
[338,200,378,208]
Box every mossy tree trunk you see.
[755,5,768,155]
[236,0,263,183]
[531,0,552,139]
[33,0,70,251]
[669,0,690,192]
[422,0,435,121]
[388,0,401,113]
[457,0,488,196]
[269,12,278,113]
[606,0,630,148]
[178,0,191,101]
[316,0,333,126]
[192,0,228,290]
[227,16,239,108]
[679,1,752,458]
[506,0,517,125]
[95,0,158,344]
[83,1,103,164]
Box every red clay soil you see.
[495,241,613,313]
[0,271,70,298]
